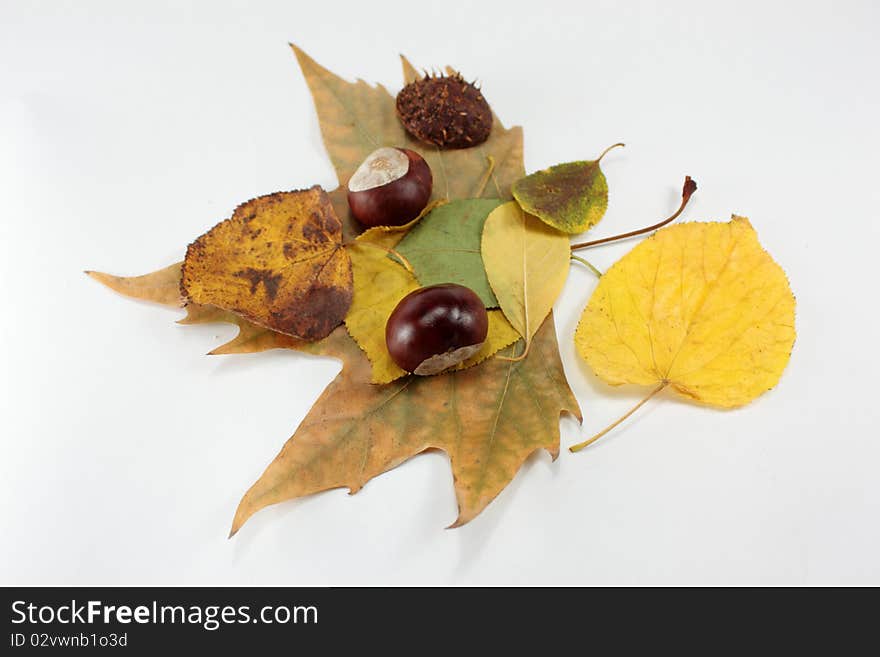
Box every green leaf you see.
[395,199,502,307]
[511,143,624,234]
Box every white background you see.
[2,0,878,586]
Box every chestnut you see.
[386,284,488,376]
[347,147,432,227]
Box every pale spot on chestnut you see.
[347,147,432,227]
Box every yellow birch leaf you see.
[343,239,420,383]
[576,217,796,409]
[181,185,353,342]
[481,201,571,349]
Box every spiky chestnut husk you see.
[396,73,493,149]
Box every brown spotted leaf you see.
[180,185,352,341]
[512,143,624,234]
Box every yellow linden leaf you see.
[575,217,796,412]
[345,229,518,384]
[481,201,571,351]
[181,186,353,341]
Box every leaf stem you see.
[347,240,416,275]
[496,338,531,362]
[569,381,668,452]
[475,155,496,198]
[571,254,602,278]
[570,176,697,251]
[596,142,626,163]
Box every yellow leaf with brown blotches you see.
[576,217,796,408]
[180,185,353,342]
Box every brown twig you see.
[571,176,697,251]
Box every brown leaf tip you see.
[396,73,493,149]
[683,176,697,199]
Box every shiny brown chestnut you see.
[347,147,432,227]
[386,284,488,376]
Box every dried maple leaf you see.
[512,143,624,234]
[86,262,184,307]
[231,314,580,534]
[481,201,571,354]
[87,264,580,530]
[181,185,352,342]
[292,45,524,233]
[572,216,795,449]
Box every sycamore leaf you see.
[512,143,623,234]
[345,220,518,384]
[231,314,580,534]
[395,198,502,307]
[87,262,579,529]
[481,201,571,350]
[181,186,353,341]
[576,217,796,408]
[87,262,576,530]
[86,262,184,307]
[292,45,524,213]
[178,303,304,355]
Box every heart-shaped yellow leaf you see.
[576,216,795,408]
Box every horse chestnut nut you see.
[386,284,488,376]
[347,147,432,227]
